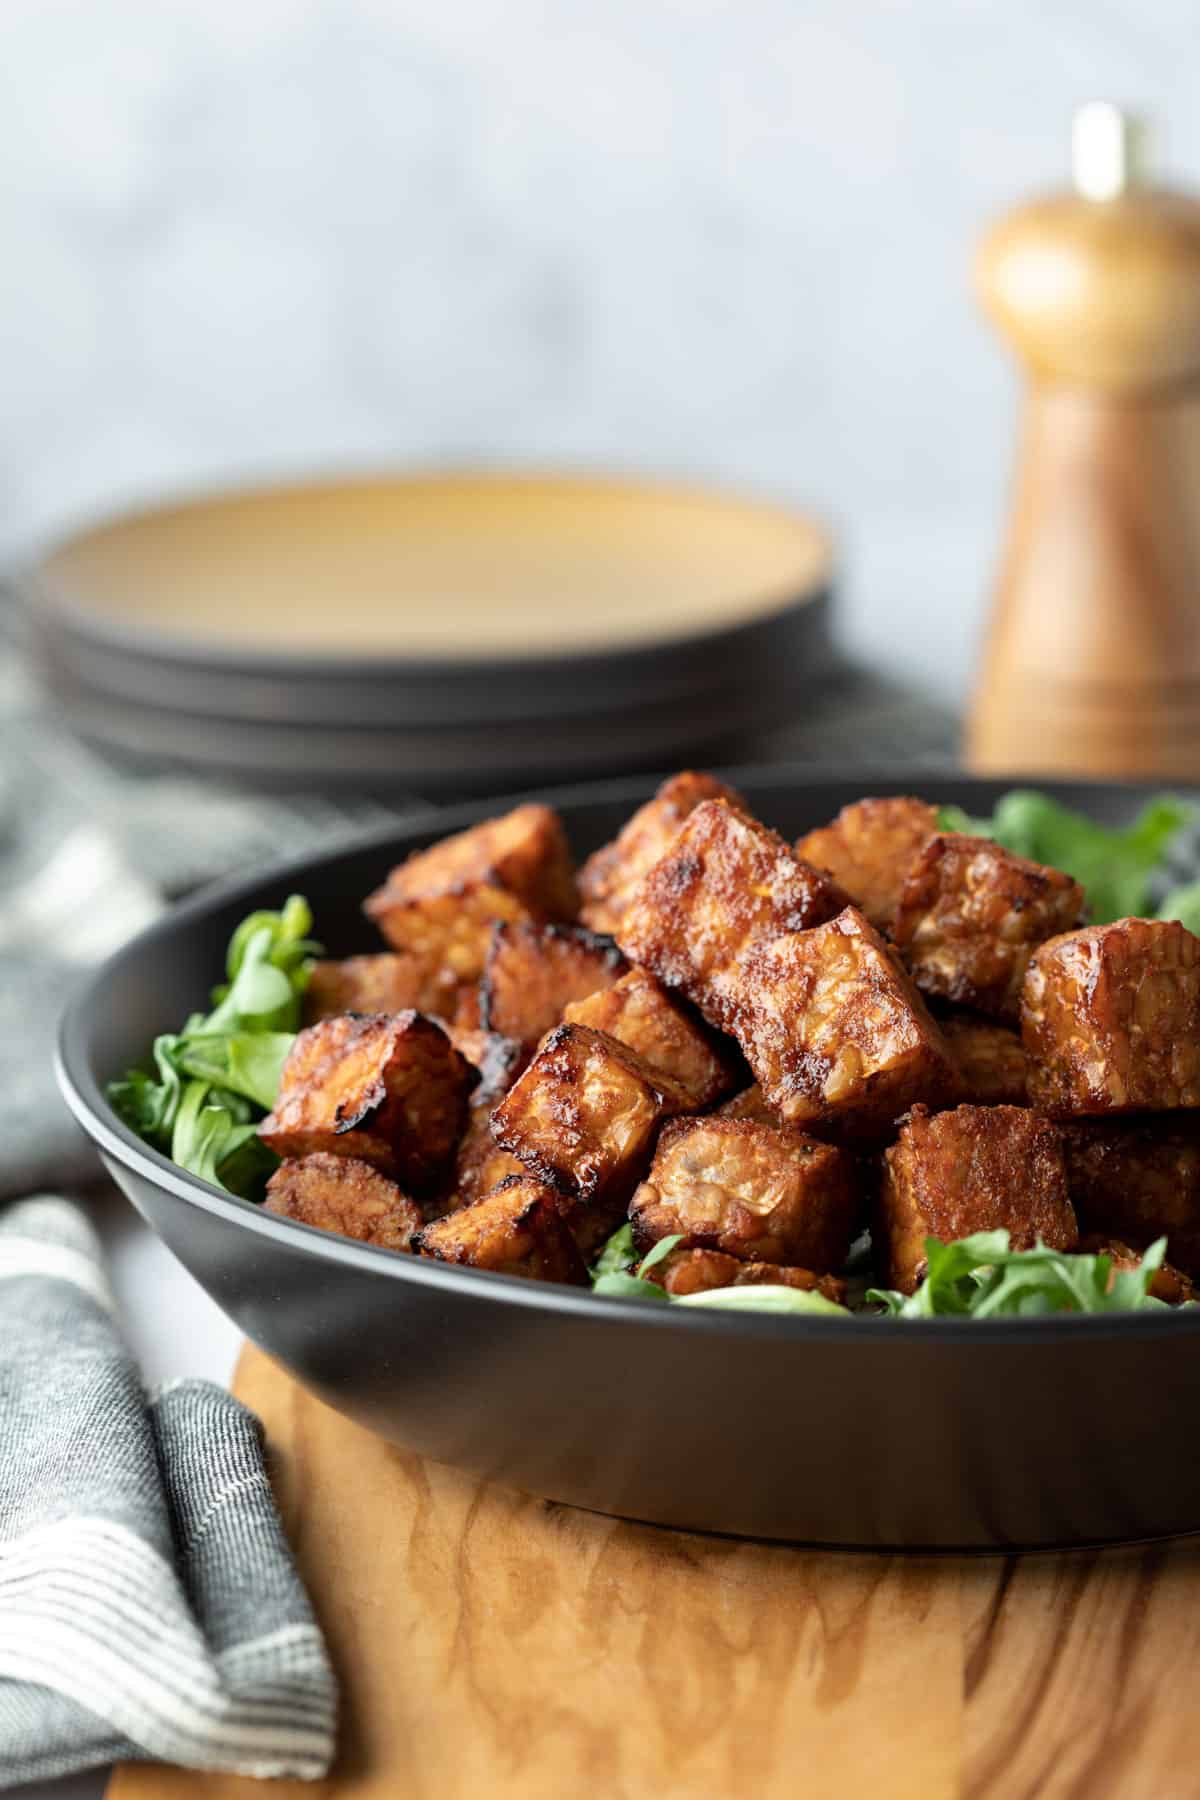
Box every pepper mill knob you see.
[967,104,1200,779]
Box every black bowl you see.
[56,769,1200,1552]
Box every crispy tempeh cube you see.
[451,1106,527,1209]
[579,770,746,935]
[646,1245,847,1305]
[940,1014,1028,1106]
[259,1011,475,1191]
[414,1175,587,1285]
[491,1022,692,1205]
[717,1083,784,1126]
[617,798,848,1023]
[264,1153,423,1251]
[877,1103,1077,1293]
[795,796,939,931]
[442,1026,525,1108]
[303,953,428,1024]
[562,966,738,1108]
[1023,918,1200,1114]
[363,804,578,1012]
[479,921,626,1053]
[727,908,961,1138]
[1077,1235,1195,1305]
[1059,1116,1200,1273]
[629,1117,856,1269]
[892,835,1085,1023]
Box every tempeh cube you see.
[414,1175,587,1285]
[303,953,427,1024]
[1023,917,1200,1114]
[258,1011,475,1191]
[1059,1116,1200,1273]
[1076,1235,1195,1305]
[646,1245,846,1305]
[629,1117,856,1269]
[877,1103,1077,1293]
[616,798,848,1024]
[442,1027,525,1108]
[480,921,626,1053]
[363,804,578,1013]
[727,907,961,1138]
[451,1106,527,1209]
[795,796,939,931]
[562,966,738,1108]
[892,834,1085,1023]
[579,770,745,935]
[717,1083,784,1127]
[264,1154,423,1251]
[940,1014,1028,1106]
[490,1022,692,1204]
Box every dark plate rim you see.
[55,763,1200,1347]
[23,465,834,680]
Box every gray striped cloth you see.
[0,1195,337,1786]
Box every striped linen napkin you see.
[0,1195,337,1786]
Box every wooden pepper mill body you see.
[968,108,1200,779]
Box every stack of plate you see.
[25,471,839,795]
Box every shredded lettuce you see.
[866,1232,1173,1318]
[107,896,319,1197]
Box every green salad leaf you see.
[937,791,1192,923]
[673,1285,850,1316]
[1157,881,1200,934]
[107,895,319,1197]
[867,1232,1172,1319]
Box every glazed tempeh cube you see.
[646,1245,846,1305]
[616,798,848,1023]
[717,1083,784,1127]
[363,804,578,1013]
[1059,1116,1200,1272]
[479,921,626,1053]
[579,770,745,935]
[630,1118,856,1269]
[442,1026,525,1108]
[415,1175,587,1285]
[259,1011,475,1191]
[265,1153,423,1251]
[303,953,427,1025]
[892,835,1085,1023]
[877,1103,1077,1293]
[940,1014,1028,1106]
[562,966,738,1108]
[451,1106,527,1209]
[728,907,961,1138]
[1023,918,1200,1114]
[795,796,939,932]
[491,1022,692,1204]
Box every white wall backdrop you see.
[1,0,1197,703]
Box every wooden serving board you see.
[111,1344,1200,1800]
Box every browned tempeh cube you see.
[892,834,1085,1024]
[259,1011,475,1191]
[795,796,939,931]
[646,1245,847,1305]
[940,1014,1028,1106]
[629,1117,856,1269]
[877,1103,1077,1293]
[442,1026,525,1108]
[264,1153,423,1251]
[579,770,746,935]
[414,1175,588,1285]
[491,1022,692,1204]
[717,1083,784,1126]
[562,967,738,1108]
[479,921,626,1053]
[1059,1116,1200,1273]
[303,953,429,1024]
[1076,1235,1195,1305]
[727,907,961,1138]
[451,1106,527,1209]
[363,804,578,1013]
[1023,918,1200,1114]
[616,798,848,1024]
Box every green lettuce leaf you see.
[867,1231,1171,1318]
[673,1286,849,1316]
[1157,881,1200,934]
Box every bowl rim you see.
[55,762,1200,1348]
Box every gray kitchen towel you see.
[0,1195,337,1786]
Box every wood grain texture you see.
[110,1345,1200,1800]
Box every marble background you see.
[1,1,1197,705]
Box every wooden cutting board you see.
[110,1343,1200,1800]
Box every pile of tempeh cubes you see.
[258,775,1200,1305]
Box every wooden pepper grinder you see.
[968,102,1200,778]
